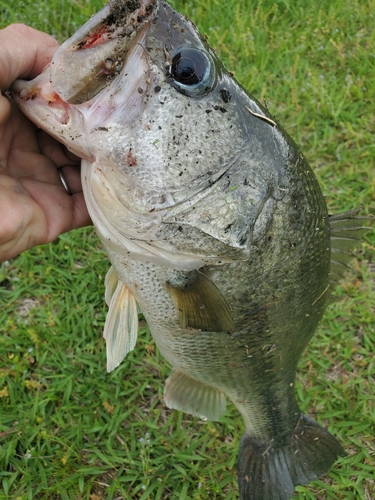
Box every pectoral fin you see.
[167,269,234,332]
[164,368,226,421]
[103,277,138,372]
[104,266,118,306]
[329,210,373,283]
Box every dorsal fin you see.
[329,210,373,283]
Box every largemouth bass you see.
[13,1,372,498]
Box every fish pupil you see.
[171,49,207,85]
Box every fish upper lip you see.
[12,70,71,125]
[48,0,158,105]
[12,20,153,129]
[13,0,158,107]
[12,0,159,123]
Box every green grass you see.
[0,0,374,499]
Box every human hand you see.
[0,24,91,263]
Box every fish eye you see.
[168,47,216,97]
[171,49,207,85]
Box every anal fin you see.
[164,368,226,421]
[103,273,138,372]
[167,269,234,332]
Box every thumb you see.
[0,24,59,92]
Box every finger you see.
[2,104,62,183]
[70,192,92,230]
[1,105,81,191]
[37,132,83,194]
[58,165,83,195]
[0,94,11,127]
[20,177,92,239]
[0,173,92,262]
[0,174,45,261]
[37,130,80,168]
[0,95,12,170]
[0,24,59,91]
[7,145,61,185]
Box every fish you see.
[12,1,372,498]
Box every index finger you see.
[0,24,59,91]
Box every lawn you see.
[0,0,374,499]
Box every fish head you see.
[13,0,299,268]
[13,0,158,161]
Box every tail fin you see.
[238,414,345,500]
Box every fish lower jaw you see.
[13,75,70,126]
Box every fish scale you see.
[12,0,372,498]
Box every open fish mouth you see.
[15,0,157,105]
[48,0,157,105]
[12,0,157,158]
